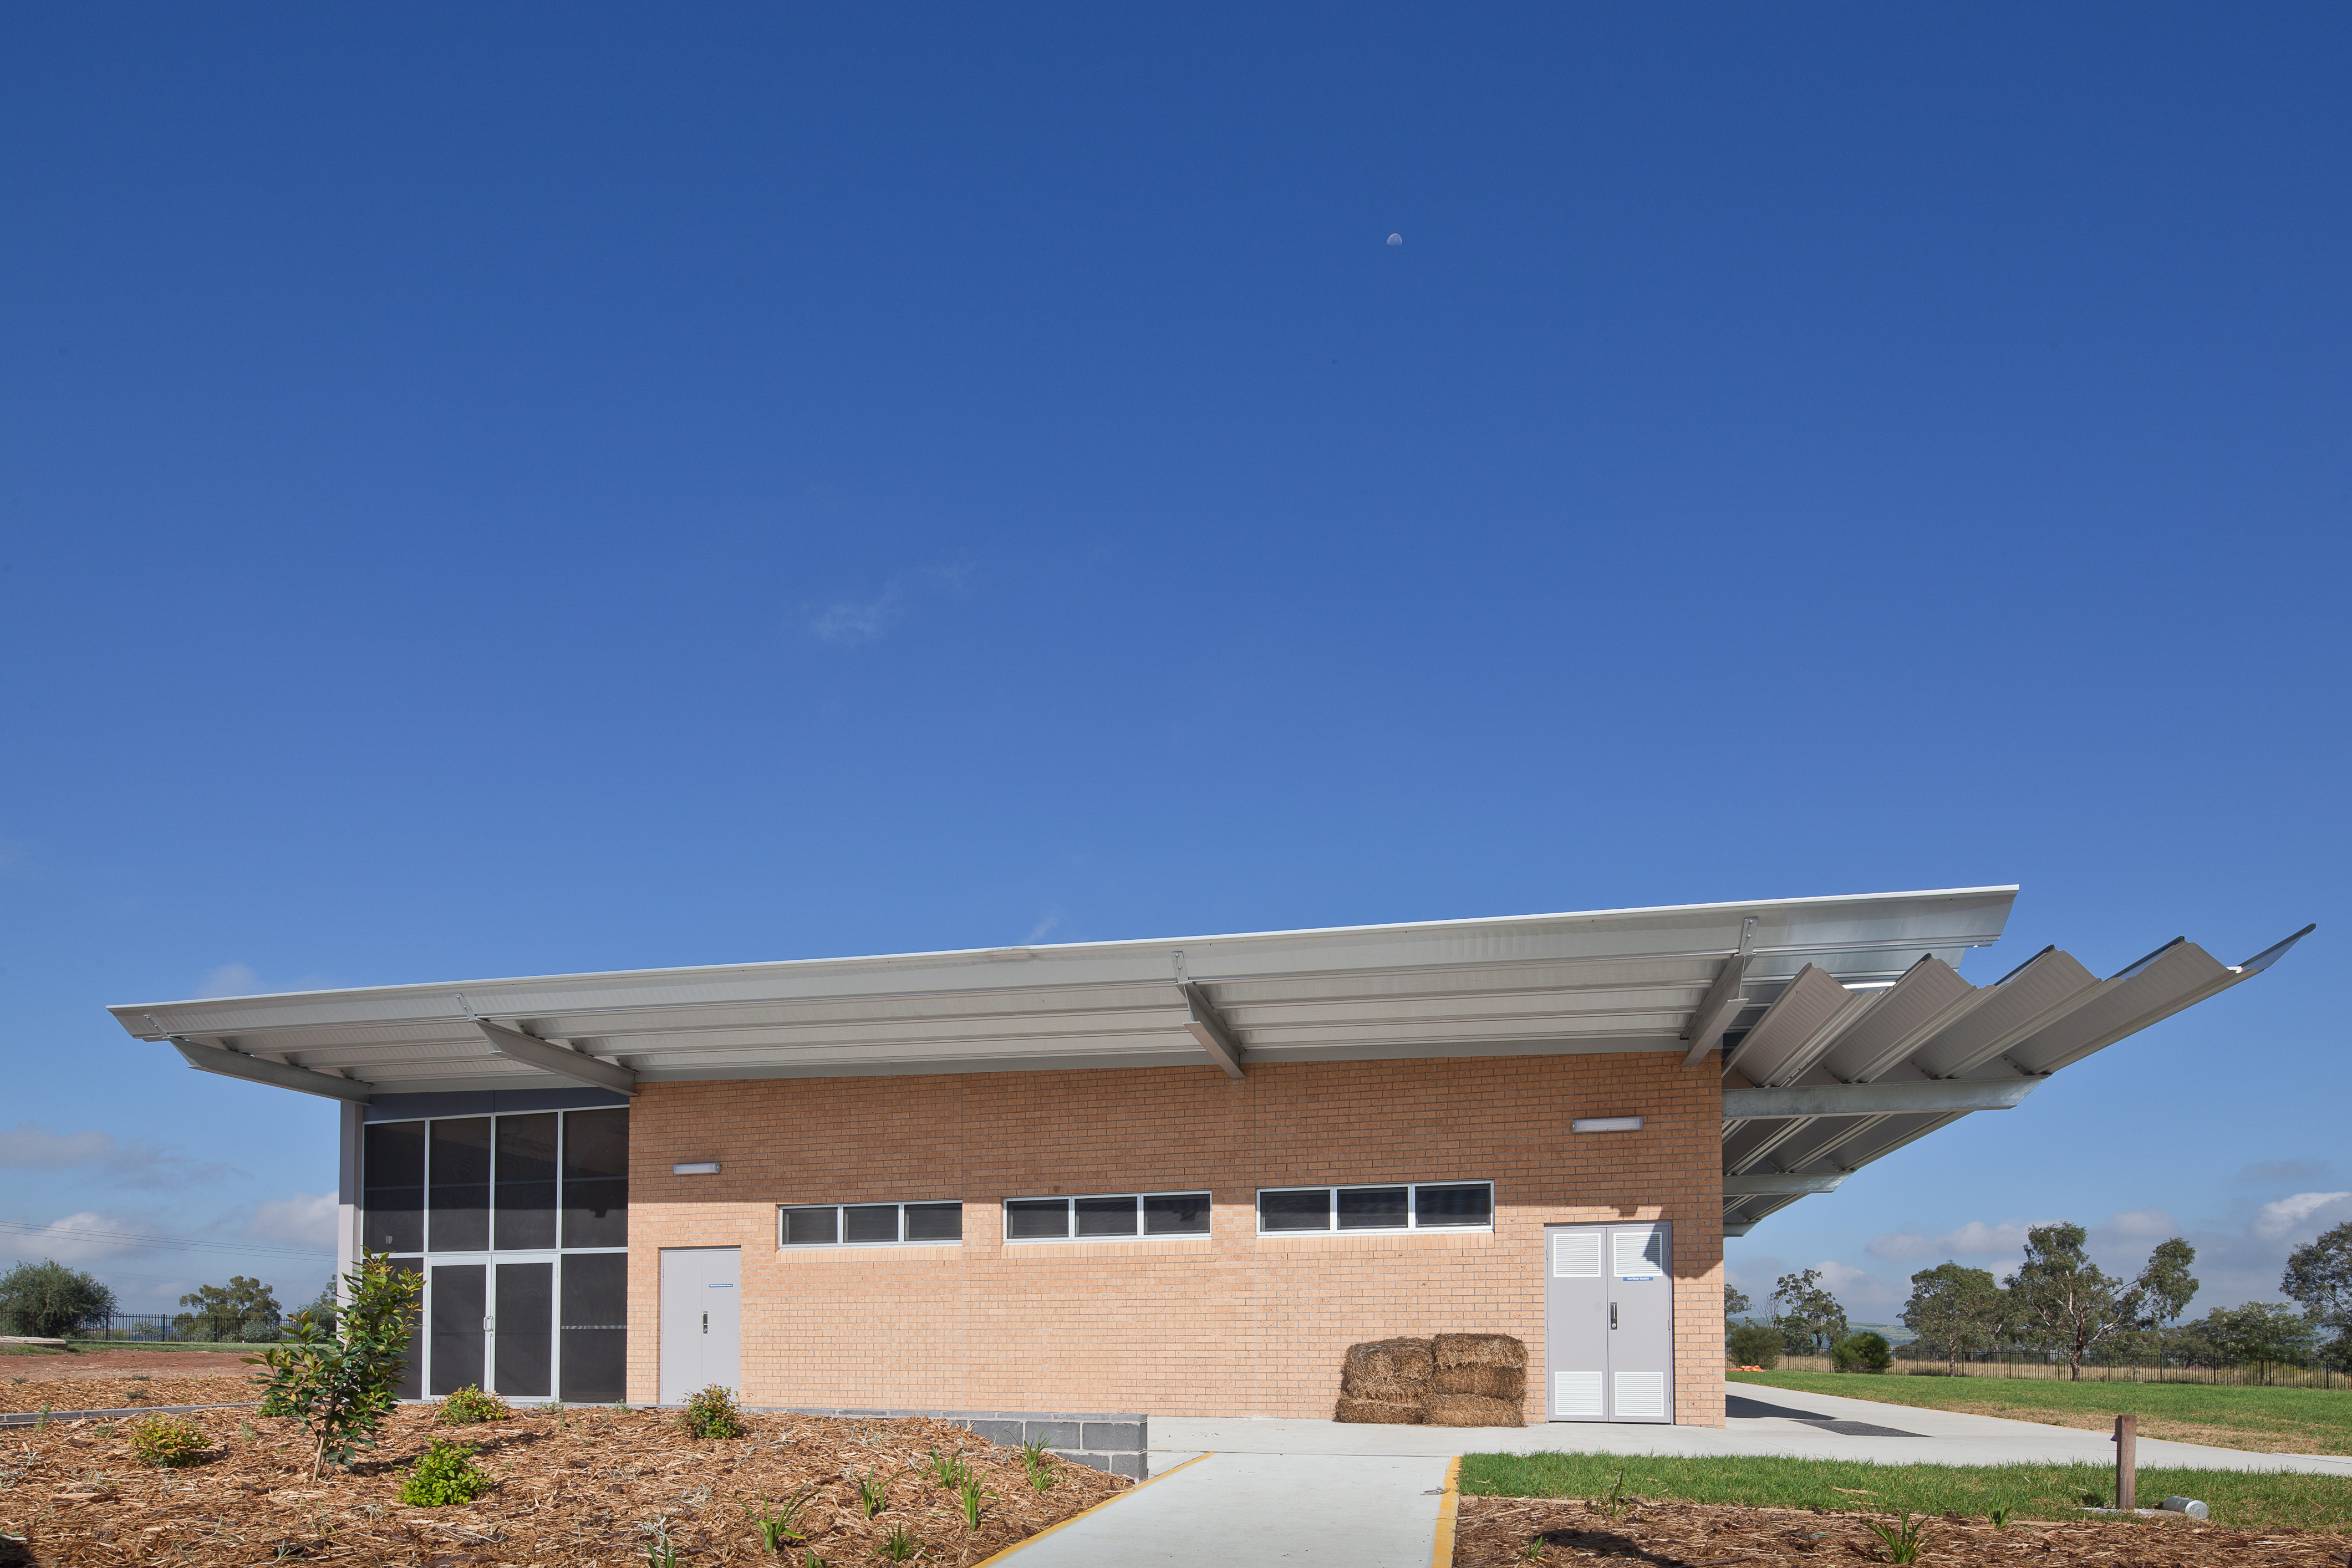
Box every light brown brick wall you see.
[625,1052,1725,1426]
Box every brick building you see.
[109,887,2303,1431]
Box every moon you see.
[1387,233,1403,246]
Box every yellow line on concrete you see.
[971,1451,1215,1566]
[1430,1453,1462,1568]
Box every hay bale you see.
[1423,1392,1524,1428]
[1339,1337,1434,1401]
[1432,1333,1526,1370]
[1333,1396,1426,1424]
[1431,1362,1525,1399]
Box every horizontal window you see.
[1001,1191,1211,1241]
[1256,1182,1493,1235]
[778,1201,962,1248]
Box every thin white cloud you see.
[1936,1220,2035,1258]
[1865,1232,1936,1261]
[1,1211,142,1265]
[197,962,262,999]
[1813,1259,1901,1314]
[1024,907,1063,944]
[2250,1191,2352,1242]
[2096,1208,2180,1243]
[0,1124,117,1169]
[248,1192,337,1249]
[808,584,902,646]
[2238,1158,2331,1185]
[0,1122,237,1189]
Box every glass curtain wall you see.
[362,1107,628,1403]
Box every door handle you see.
[1610,1302,1618,1330]
[702,1311,709,1335]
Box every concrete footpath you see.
[990,1386,2348,1565]
[1154,1389,2352,1475]
[995,1452,1450,1567]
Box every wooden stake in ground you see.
[2115,1412,2136,1511]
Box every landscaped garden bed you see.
[0,1402,1129,1565]
[1454,1494,2352,1567]
[1455,1451,2352,1565]
[1,1376,256,1415]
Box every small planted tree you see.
[247,1251,421,1480]
[1725,1321,1781,1368]
[0,1259,117,1338]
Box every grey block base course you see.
[0,1402,261,1428]
[760,1408,1149,1479]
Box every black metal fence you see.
[76,1313,176,1341]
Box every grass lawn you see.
[1729,1368,2352,1455]
[1459,1450,2352,1533]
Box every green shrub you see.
[1725,1323,1781,1369]
[0,1259,116,1338]
[1831,1331,1893,1373]
[125,1414,210,1468]
[677,1383,744,1439]
[398,1439,495,1506]
[434,1384,511,1425]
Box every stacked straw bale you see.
[1423,1333,1527,1427]
[1333,1336,1433,1424]
[1333,1333,1526,1426]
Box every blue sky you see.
[1,5,2344,1321]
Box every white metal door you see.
[658,1247,741,1404]
[1544,1221,1675,1423]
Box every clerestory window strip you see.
[1255,1181,1493,1235]
[778,1201,964,1248]
[1001,1190,1212,1242]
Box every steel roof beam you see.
[171,1037,373,1103]
[1180,983,1246,1079]
[471,1019,637,1096]
[1724,1078,2038,1121]
[1681,918,1756,1067]
[1722,1172,1848,1195]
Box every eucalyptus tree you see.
[2005,1223,2141,1381]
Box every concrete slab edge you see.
[752,1407,1150,1478]
[970,1450,1214,1566]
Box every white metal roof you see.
[106,886,2308,1234]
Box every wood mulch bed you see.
[0,1404,1129,1566]
[1,1378,256,1414]
[0,1352,258,1382]
[1453,1495,2352,1567]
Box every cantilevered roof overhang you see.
[106,887,2309,1235]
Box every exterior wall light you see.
[672,1161,721,1175]
[1570,1117,1643,1133]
